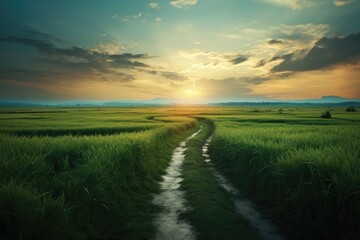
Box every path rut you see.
[152,126,203,240]
[202,136,285,240]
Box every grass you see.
[0,107,197,239]
[1,106,359,239]
[181,119,259,240]
[208,107,360,240]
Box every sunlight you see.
[183,88,200,98]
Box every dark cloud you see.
[0,33,156,82]
[270,53,294,63]
[255,54,293,68]
[272,32,360,72]
[140,68,188,81]
[230,55,248,65]
[109,53,152,59]
[268,39,284,45]
[255,59,267,68]
[0,37,55,54]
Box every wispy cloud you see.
[179,49,248,69]
[122,13,143,22]
[262,0,316,10]
[149,2,161,9]
[91,42,125,54]
[333,0,354,6]
[170,0,198,9]
[272,24,331,41]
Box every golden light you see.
[183,88,200,97]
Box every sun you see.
[183,88,200,97]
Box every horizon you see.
[1,95,360,106]
[1,0,360,102]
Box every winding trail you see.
[202,136,285,240]
[152,126,203,240]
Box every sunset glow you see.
[0,0,360,103]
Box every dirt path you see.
[153,122,284,240]
[202,136,285,240]
[152,126,203,240]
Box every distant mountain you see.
[294,96,359,103]
[1,96,359,107]
[320,96,355,103]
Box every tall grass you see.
[0,111,196,240]
[211,122,360,239]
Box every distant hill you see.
[0,96,359,107]
[291,96,360,104]
[214,96,360,106]
[212,101,360,107]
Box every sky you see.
[0,0,360,103]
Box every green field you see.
[207,107,360,240]
[0,106,359,239]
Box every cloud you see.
[230,55,248,65]
[0,33,157,83]
[272,24,330,42]
[149,2,161,9]
[263,0,354,9]
[253,24,331,64]
[268,39,284,45]
[180,49,248,68]
[133,13,143,19]
[271,32,360,72]
[255,59,268,68]
[91,42,125,54]
[261,0,316,10]
[333,0,353,6]
[218,28,269,42]
[170,0,198,9]
[160,71,188,81]
[156,17,162,22]
[141,69,188,81]
[122,13,143,22]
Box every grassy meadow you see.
[0,107,196,239]
[0,106,359,239]
[207,107,360,240]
